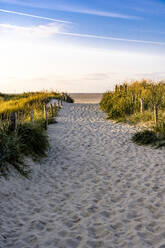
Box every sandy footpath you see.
[1,103,165,248]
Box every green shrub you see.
[132,130,158,145]
[100,90,137,120]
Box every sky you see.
[0,0,165,93]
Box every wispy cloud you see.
[57,6,142,20]
[1,22,164,46]
[0,8,71,23]
[130,0,165,14]
[0,1,141,20]
[58,31,165,46]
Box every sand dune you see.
[0,103,165,248]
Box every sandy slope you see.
[1,103,165,248]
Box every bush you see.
[100,90,136,120]
[132,130,158,145]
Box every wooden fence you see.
[9,100,62,131]
[114,84,159,125]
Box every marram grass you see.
[0,91,73,178]
[132,122,165,148]
[100,80,165,125]
[100,80,165,147]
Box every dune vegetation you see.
[100,80,165,147]
[0,91,73,178]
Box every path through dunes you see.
[1,103,165,248]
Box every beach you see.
[70,93,103,104]
[0,101,165,248]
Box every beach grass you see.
[0,91,73,178]
[132,122,165,147]
[100,80,165,147]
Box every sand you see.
[1,102,165,248]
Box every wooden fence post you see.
[154,104,158,125]
[124,84,127,93]
[44,105,48,129]
[140,98,144,113]
[50,103,54,117]
[54,103,56,113]
[31,110,34,124]
[10,112,17,131]
[120,85,123,91]
[115,85,118,92]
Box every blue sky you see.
[0,0,165,92]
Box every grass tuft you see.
[0,125,31,178]
[17,123,49,159]
[132,130,158,145]
[132,122,165,148]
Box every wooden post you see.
[120,85,123,91]
[50,104,54,117]
[115,85,118,92]
[132,92,135,104]
[54,102,56,113]
[124,84,127,93]
[30,110,34,124]
[44,105,48,129]
[154,104,158,125]
[10,112,17,131]
[140,98,144,113]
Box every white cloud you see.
[0,37,165,93]
[0,22,164,93]
[0,22,62,39]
